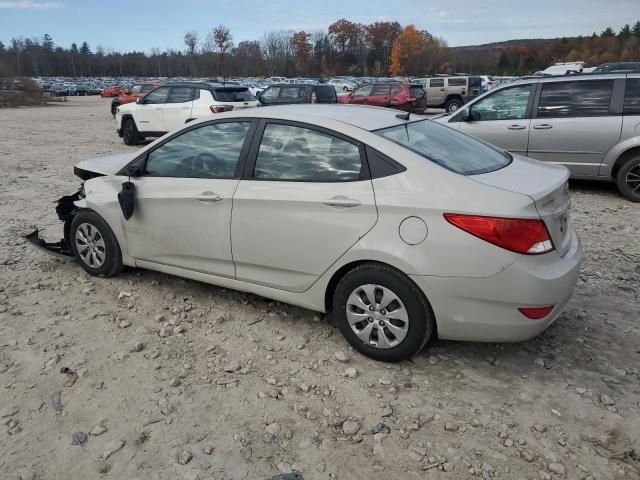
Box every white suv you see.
[116,82,259,145]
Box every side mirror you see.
[256,91,262,99]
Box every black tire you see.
[616,155,640,202]
[70,210,123,277]
[111,101,120,116]
[445,98,463,113]
[332,263,435,362]
[122,118,141,146]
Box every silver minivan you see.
[436,73,640,201]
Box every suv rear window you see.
[376,120,510,175]
[537,80,613,118]
[212,88,255,102]
[409,85,425,97]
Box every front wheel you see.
[333,263,435,362]
[616,155,640,202]
[70,211,123,277]
[445,98,463,113]
[122,118,142,145]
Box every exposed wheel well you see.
[445,95,463,103]
[611,147,640,179]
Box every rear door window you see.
[537,80,614,118]
[447,78,466,87]
[623,78,640,114]
[279,87,304,101]
[254,123,363,181]
[390,84,402,94]
[429,79,444,87]
[372,84,391,96]
[212,88,254,102]
[167,87,194,103]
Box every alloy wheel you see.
[345,284,409,349]
[626,162,640,195]
[75,222,106,268]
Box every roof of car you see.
[161,81,248,90]
[266,83,330,88]
[215,104,411,131]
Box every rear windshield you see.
[212,88,255,102]
[375,120,511,175]
[409,85,425,97]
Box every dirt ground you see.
[0,96,638,480]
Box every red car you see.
[110,82,162,116]
[100,86,122,97]
[342,82,427,114]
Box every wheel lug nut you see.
[367,317,373,323]
[378,320,385,326]
[368,305,374,311]
[380,309,387,315]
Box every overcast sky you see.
[1,0,639,52]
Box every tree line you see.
[0,20,639,78]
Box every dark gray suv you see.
[438,73,640,201]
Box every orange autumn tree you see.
[291,31,313,74]
[390,25,448,76]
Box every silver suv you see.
[413,76,482,113]
[437,73,640,201]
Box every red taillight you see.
[518,306,554,319]
[210,105,234,113]
[443,214,554,255]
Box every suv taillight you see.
[210,105,234,113]
[444,214,554,255]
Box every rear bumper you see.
[411,229,582,342]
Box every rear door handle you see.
[195,192,223,203]
[322,196,361,208]
[508,125,526,130]
[533,124,553,129]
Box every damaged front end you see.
[24,188,84,260]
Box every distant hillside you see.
[449,38,565,53]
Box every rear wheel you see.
[332,263,435,362]
[122,118,141,145]
[445,98,463,113]
[616,154,640,202]
[70,211,123,277]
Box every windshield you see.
[376,120,511,175]
[212,88,255,102]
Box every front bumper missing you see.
[23,188,83,261]
[24,228,74,260]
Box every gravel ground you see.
[0,96,639,480]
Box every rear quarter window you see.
[376,119,511,175]
[212,88,255,102]
[447,78,466,87]
[624,78,640,114]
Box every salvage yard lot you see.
[0,96,639,480]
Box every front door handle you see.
[195,192,223,203]
[533,124,553,130]
[322,196,361,208]
[508,125,526,130]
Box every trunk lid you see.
[470,155,572,256]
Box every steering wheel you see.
[190,152,226,177]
